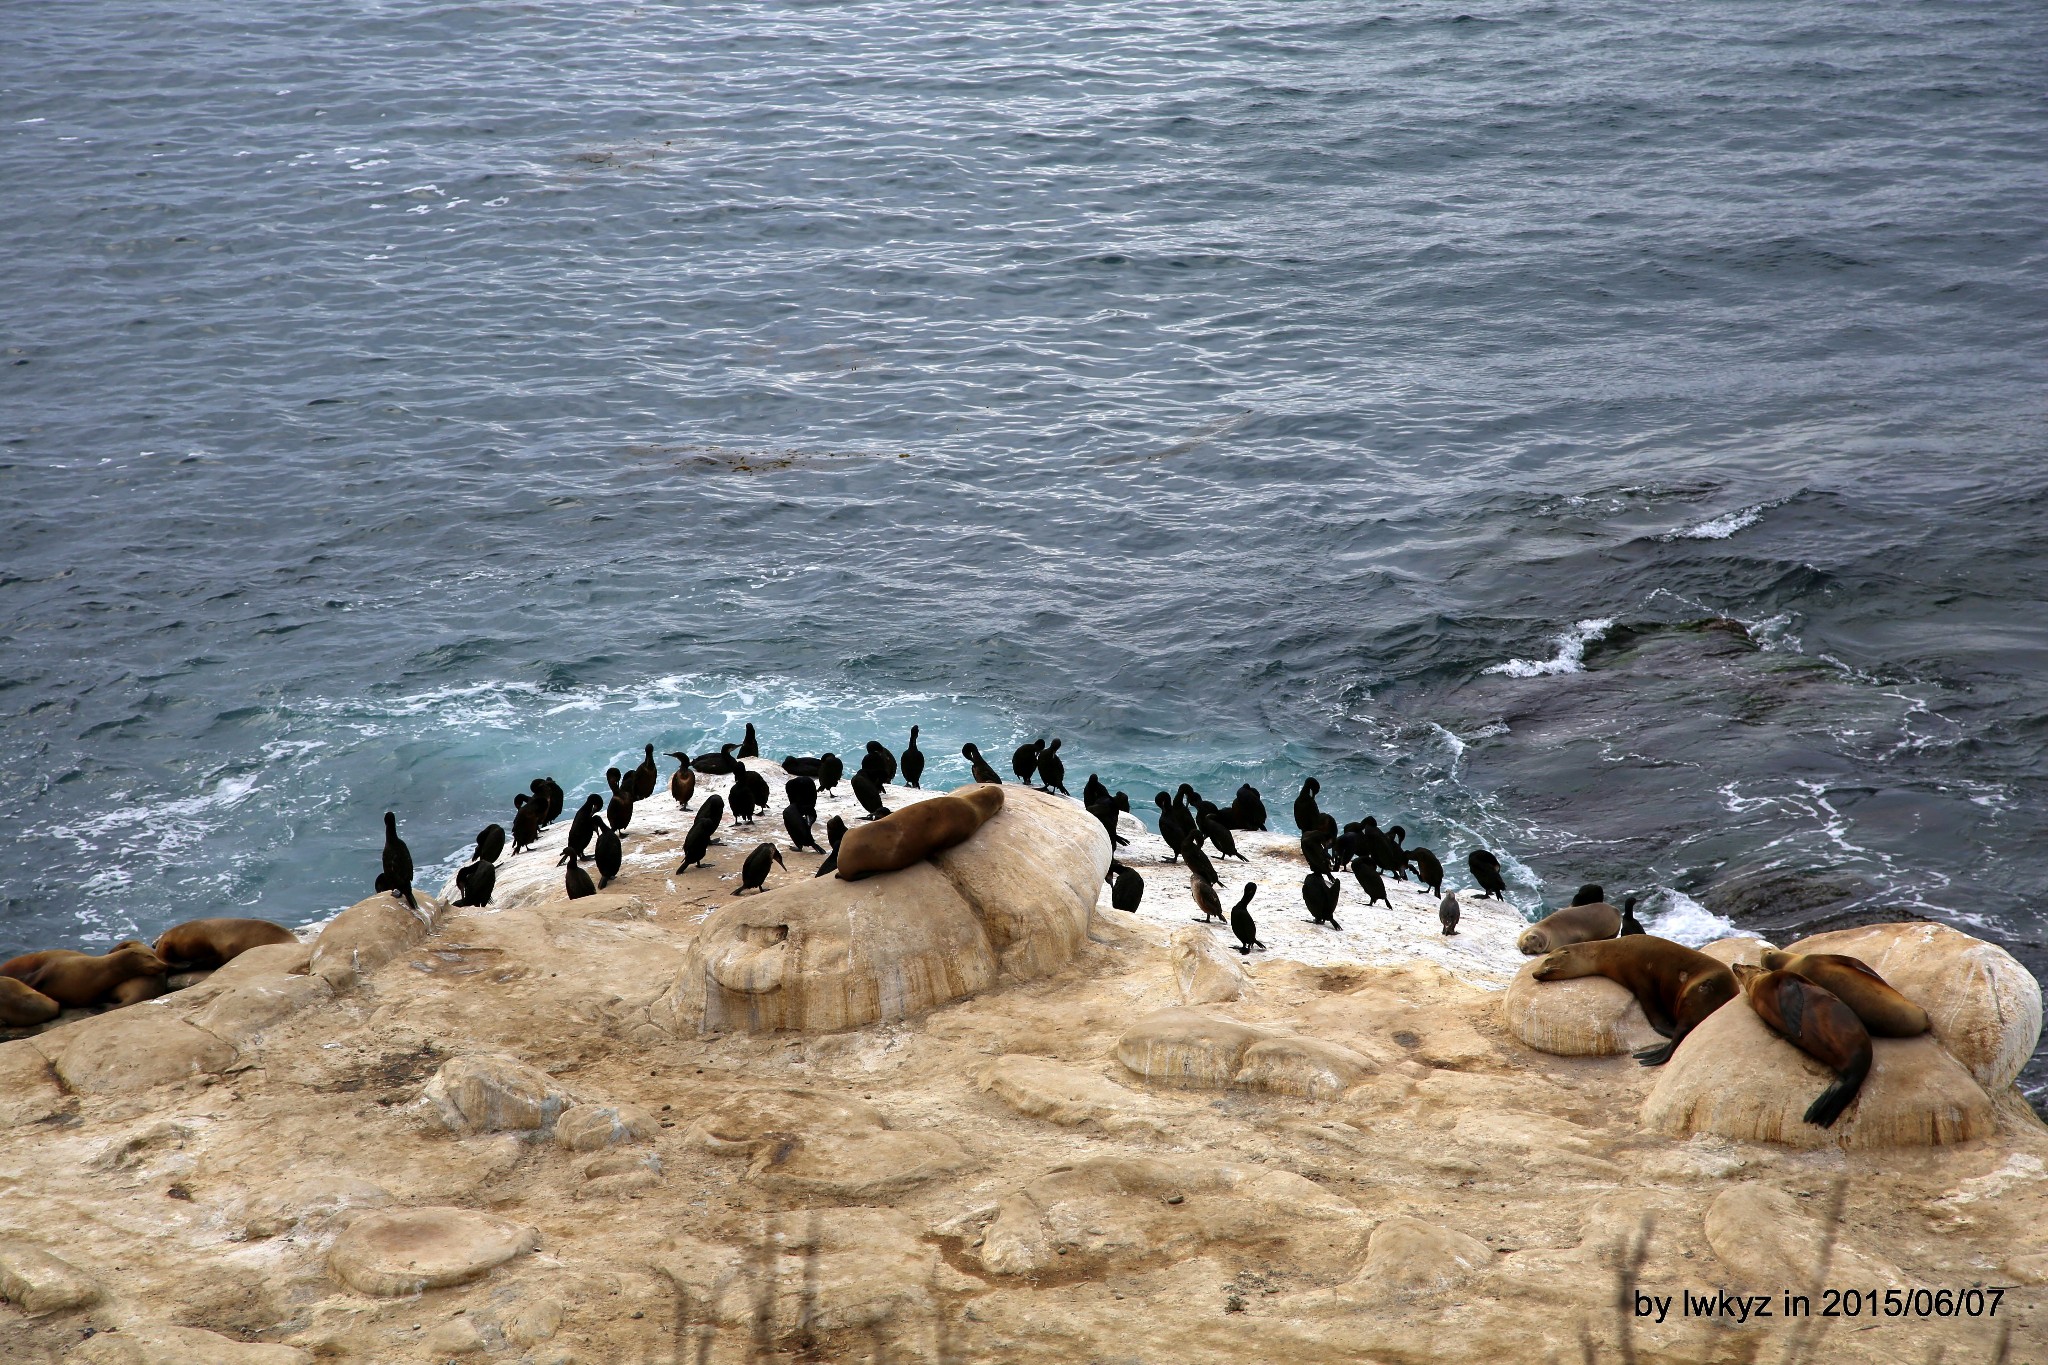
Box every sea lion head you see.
[1757,948,1794,971]
[1517,926,1550,956]
[958,783,1005,823]
[1730,962,1763,988]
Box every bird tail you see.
[401,884,418,910]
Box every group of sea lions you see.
[0,918,298,1028]
[1524,888,1932,1127]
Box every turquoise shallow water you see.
[2,1,2045,1098]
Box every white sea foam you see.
[1646,888,1738,947]
[1482,618,1613,678]
[1667,504,1765,541]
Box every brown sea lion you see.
[1732,963,1873,1128]
[21,945,169,1008]
[835,784,1004,882]
[0,940,149,981]
[1517,901,1623,955]
[111,975,170,1006]
[1534,935,1737,1065]
[153,917,298,971]
[1757,949,1930,1037]
[0,976,61,1026]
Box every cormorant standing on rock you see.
[563,850,596,900]
[1301,825,1335,879]
[676,795,725,872]
[1303,872,1340,929]
[963,744,1002,785]
[1198,807,1246,861]
[1192,875,1225,924]
[594,822,622,889]
[901,726,925,788]
[733,842,784,895]
[605,768,635,836]
[381,812,416,910]
[1467,849,1507,900]
[1229,885,1264,954]
[1106,861,1144,913]
[1223,784,1268,831]
[530,778,559,826]
[1181,840,1220,889]
[1293,778,1322,833]
[729,770,764,826]
[1354,858,1391,909]
[453,858,495,908]
[1089,791,1131,849]
[1037,739,1069,794]
[784,806,824,853]
[738,723,759,759]
[1440,891,1461,936]
[667,753,696,810]
[785,776,818,820]
[815,815,848,878]
[1408,846,1444,897]
[693,743,740,775]
[1012,739,1043,785]
[852,772,890,819]
[817,752,845,793]
[631,744,659,801]
[1572,883,1605,906]
[782,755,822,778]
[511,795,541,854]
[564,794,604,861]
[1619,895,1644,936]
[860,741,897,789]
[1155,793,1195,859]
[731,761,770,823]
[473,823,506,865]
[1082,773,1109,808]
[1379,825,1410,881]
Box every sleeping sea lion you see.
[1518,900,1623,955]
[1732,962,1873,1128]
[1757,950,1930,1037]
[835,784,1004,881]
[153,918,298,971]
[0,976,61,1026]
[1534,935,1737,1065]
[21,944,170,1008]
[1,940,149,981]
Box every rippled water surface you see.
[4,1,2045,1096]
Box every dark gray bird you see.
[1083,773,1110,808]
[593,822,622,889]
[1619,894,1644,935]
[1353,857,1392,909]
[563,849,597,900]
[738,722,759,759]
[1223,784,1267,831]
[733,842,785,895]
[1408,846,1444,897]
[563,793,604,861]
[1181,840,1220,889]
[630,743,659,801]
[734,760,770,818]
[1192,875,1225,924]
[1155,793,1195,859]
[814,815,848,878]
[1379,825,1409,881]
[860,741,897,789]
[472,823,506,866]
[666,752,696,810]
[675,794,725,872]
[1292,778,1322,833]
[535,777,564,825]
[453,858,495,908]
[784,805,824,853]
[781,754,823,778]
[1088,792,1131,849]
[1301,824,1335,878]
[1303,872,1340,929]
[1439,890,1461,936]
[1197,807,1246,861]
[816,752,845,793]
[1572,883,1605,906]
[1012,739,1044,785]
[784,776,818,820]
[901,726,925,788]
[1036,738,1069,795]
[511,795,541,854]
[693,743,740,775]
[605,767,635,836]
[381,812,416,910]
[1467,849,1507,900]
[962,743,1002,785]
[729,766,764,826]
[1229,884,1264,955]
[1106,861,1144,913]
[851,772,890,820]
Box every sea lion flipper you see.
[1633,1040,1676,1067]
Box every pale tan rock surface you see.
[1698,934,1775,968]
[308,893,442,988]
[0,1243,102,1315]
[686,1086,971,1197]
[1171,924,1246,1004]
[1642,995,1997,1148]
[1356,1215,1493,1296]
[0,1039,71,1127]
[1705,1184,1911,1291]
[1501,956,1664,1056]
[66,1324,312,1364]
[419,1054,574,1135]
[328,1207,538,1296]
[1114,1007,1375,1098]
[33,1009,236,1094]
[977,1054,1171,1134]
[1785,921,2042,1091]
[554,1102,657,1151]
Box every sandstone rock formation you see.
[1171,924,1246,1004]
[1115,1007,1376,1098]
[1500,956,1663,1056]
[327,1207,538,1297]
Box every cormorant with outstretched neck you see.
[381,812,417,910]
[1155,792,1195,859]
[562,793,605,861]
[784,805,824,852]
[733,842,784,895]
[1303,872,1340,929]
[816,752,845,793]
[1229,885,1264,954]
[1440,891,1461,935]
[1192,875,1225,924]
[860,741,897,789]
[473,823,506,865]
[738,723,759,759]
[1408,846,1444,897]
[1012,739,1043,785]
[1354,857,1391,909]
[901,726,925,788]
[1036,739,1069,795]
[676,795,725,872]
[962,743,1002,785]
[593,822,622,889]
[693,743,739,775]
[605,767,635,836]
[1106,861,1144,913]
[1467,848,1507,900]
[1619,895,1644,935]
[563,849,596,900]
[851,772,890,820]
[511,795,541,854]
[1293,778,1322,833]
[667,752,696,810]
[631,744,659,801]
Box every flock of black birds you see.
[367,721,1529,958]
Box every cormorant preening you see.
[1292,778,1322,833]
[511,795,541,854]
[1154,793,1194,859]
[1082,773,1109,808]
[1012,739,1044,785]
[1106,861,1144,913]
[1572,883,1605,906]
[1224,784,1268,831]
[563,849,597,900]
[962,743,1001,785]
[563,794,605,861]
[816,752,845,793]
[1408,846,1444,897]
[1467,849,1507,900]
[1303,872,1340,929]
[1088,791,1131,848]
[675,795,725,872]
[381,812,416,910]
[860,741,897,789]
[784,806,824,853]
[1036,739,1069,795]
[594,822,622,889]
[851,772,890,820]
[784,776,818,820]
[733,842,784,895]
[473,823,506,865]
[453,858,495,908]
[667,752,696,810]
[781,755,822,779]
[605,768,635,836]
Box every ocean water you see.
[3,2,2044,1100]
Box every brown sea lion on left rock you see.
[21,944,169,1008]
[1534,935,1737,1066]
[835,784,1004,881]
[1,940,149,981]
[153,917,298,971]
[1518,901,1623,955]
[0,976,61,1026]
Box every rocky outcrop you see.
[0,1243,102,1316]
[1704,1185,1911,1291]
[978,1054,1172,1135]
[1115,1007,1377,1099]
[328,1207,538,1296]
[66,1324,312,1364]
[1500,957,1662,1056]
[1171,926,1246,1004]
[419,1054,574,1135]
[1356,1216,1492,1296]
[1641,996,1996,1148]
[1781,922,2041,1091]
[687,1088,973,1198]
[32,1009,237,1094]
[308,892,444,989]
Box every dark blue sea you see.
[4,1,2044,1100]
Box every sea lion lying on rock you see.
[1733,962,1873,1128]
[1518,901,1622,955]
[1534,936,1736,1065]
[153,917,299,971]
[0,976,61,1026]
[835,784,1004,882]
[17,944,170,1008]
[0,940,148,981]
[1757,949,1929,1038]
